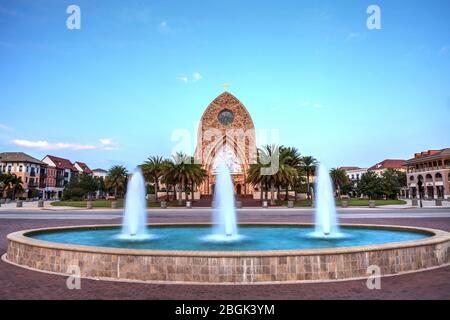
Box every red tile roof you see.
[406,148,450,164]
[74,161,93,174]
[413,149,448,159]
[46,155,77,171]
[339,166,361,171]
[368,159,406,171]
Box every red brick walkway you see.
[1,215,450,299]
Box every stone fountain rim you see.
[7,223,450,257]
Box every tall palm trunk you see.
[178,179,183,205]
[184,178,189,202]
[264,181,268,201]
[284,185,289,201]
[154,178,158,203]
[259,183,263,203]
[190,180,194,202]
[306,172,311,199]
[270,182,275,205]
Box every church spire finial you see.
[223,83,230,91]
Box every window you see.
[19,165,23,172]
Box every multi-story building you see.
[42,155,77,199]
[405,149,450,200]
[92,168,108,179]
[74,161,93,175]
[368,159,407,176]
[341,167,368,188]
[0,152,47,198]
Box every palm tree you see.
[1,174,24,200]
[187,163,207,202]
[141,156,164,202]
[169,152,196,205]
[301,156,318,199]
[105,165,128,198]
[330,168,349,198]
[160,159,176,201]
[247,150,267,203]
[279,146,301,200]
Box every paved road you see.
[0,207,449,220]
[1,208,450,299]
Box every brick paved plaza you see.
[1,208,450,300]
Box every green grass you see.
[276,199,406,207]
[51,198,407,208]
[50,199,181,208]
[338,199,406,206]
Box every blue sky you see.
[0,0,449,170]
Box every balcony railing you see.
[407,165,450,173]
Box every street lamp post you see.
[417,179,423,208]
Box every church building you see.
[195,91,257,196]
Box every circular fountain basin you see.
[5,223,450,284]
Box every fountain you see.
[206,162,240,241]
[7,161,448,284]
[313,163,341,237]
[118,168,150,240]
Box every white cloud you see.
[99,138,119,150]
[158,21,171,34]
[12,139,96,151]
[0,123,12,131]
[180,76,189,84]
[193,72,202,82]
[11,138,119,151]
[179,73,202,84]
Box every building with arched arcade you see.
[405,148,450,200]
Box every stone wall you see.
[6,224,450,284]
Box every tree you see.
[160,159,176,201]
[358,171,383,199]
[62,173,98,200]
[95,176,106,195]
[105,165,128,198]
[301,156,317,199]
[0,173,24,199]
[141,156,164,202]
[330,168,350,197]
[164,152,206,205]
[381,169,405,199]
[279,146,301,200]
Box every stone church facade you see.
[195,92,257,196]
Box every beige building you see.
[406,149,450,200]
[194,91,257,196]
[0,152,47,198]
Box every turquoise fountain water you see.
[204,162,241,242]
[118,168,151,240]
[32,160,430,251]
[313,163,341,238]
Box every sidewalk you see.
[1,200,449,212]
